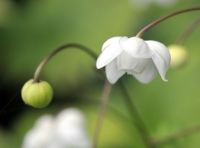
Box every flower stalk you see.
[33,43,97,83]
[136,6,200,38]
[118,80,151,148]
[176,17,200,45]
[93,80,112,148]
[151,124,200,147]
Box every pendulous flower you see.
[96,36,171,84]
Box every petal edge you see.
[106,60,125,84]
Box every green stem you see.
[136,6,200,38]
[93,80,112,148]
[151,124,200,147]
[33,43,97,83]
[118,80,152,148]
[176,17,200,45]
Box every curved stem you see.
[136,6,200,38]
[176,17,200,45]
[118,80,152,148]
[151,124,200,147]
[93,80,112,148]
[33,43,98,83]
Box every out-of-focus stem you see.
[118,80,152,148]
[176,17,200,45]
[93,80,112,148]
[151,124,200,147]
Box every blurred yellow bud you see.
[168,44,188,69]
[21,79,53,108]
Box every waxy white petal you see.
[146,41,171,81]
[102,37,122,51]
[96,41,123,69]
[146,40,171,68]
[130,58,149,73]
[121,37,154,58]
[117,51,138,70]
[106,60,125,84]
[151,53,168,81]
[132,59,158,83]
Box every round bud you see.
[168,44,188,69]
[21,79,53,108]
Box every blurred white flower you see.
[21,108,91,148]
[129,0,179,10]
[54,108,92,148]
[96,36,171,84]
[154,0,179,8]
[21,115,55,148]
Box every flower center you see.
[117,51,149,74]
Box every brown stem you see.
[33,43,97,83]
[93,80,112,148]
[176,17,200,45]
[136,7,200,38]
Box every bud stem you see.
[33,43,98,83]
[136,7,200,38]
[176,17,200,45]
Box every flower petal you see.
[117,51,138,70]
[132,59,158,83]
[96,38,124,69]
[130,58,149,73]
[146,41,171,68]
[121,37,154,58]
[145,41,171,81]
[102,37,123,51]
[106,59,125,84]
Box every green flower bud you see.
[168,44,188,69]
[21,79,53,108]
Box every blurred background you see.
[1,0,200,147]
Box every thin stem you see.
[33,43,98,83]
[0,90,20,116]
[151,124,200,147]
[118,80,152,148]
[93,80,112,148]
[176,17,200,45]
[136,6,200,38]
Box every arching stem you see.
[33,43,98,83]
[136,7,200,38]
[151,124,200,147]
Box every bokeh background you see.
[1,0,200,147]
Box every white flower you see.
[54,108,92,148]
[96,36,171,84]
[21,108,92,148]
[129,0,179,10]
[21,115,55,148]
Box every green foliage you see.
[1,0,200,147]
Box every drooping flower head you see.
[96,36,171,84]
